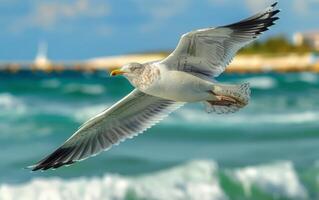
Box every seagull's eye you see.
[130,67,138,72]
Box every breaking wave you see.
[170,108,319,127]
[63,83,105,95]
[240,76,277,89]
[230,161,307,199]
[40,79,61,89]
[299,73,318,84]
[0,160,225,200]
[0,160,308,200]
[0,93,26,116]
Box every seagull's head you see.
[110,62,145,80]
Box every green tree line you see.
[239,36,314,55]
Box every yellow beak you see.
[110,69,125,76]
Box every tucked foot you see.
[204,82,250,114]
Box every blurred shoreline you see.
[2,35,319,74]
[1,52,319,74]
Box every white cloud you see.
[136,0,190,32]
[293,0,319,16]
[11,0,110,32]
[207,0,273,13]
[244,0,270,13]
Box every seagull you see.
[31,3,279,171]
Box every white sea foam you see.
[172,108,319,126]
[41,79,61,88]
[0,93,22,109]
[0,160,310,200]
[284,73,318,84]
[0,93,26,114]
[241,76,277,89]
[132,160,225,200]
[299,73,318,84]
[0,160,226,200]
[229,161,307,199]
[63,83,105,95]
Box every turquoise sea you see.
[0,71,319,200]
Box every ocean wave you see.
[40,79,61,89]
[229,161,307,199]
[0,93,26,114]
[284,73,318,84]
[7,100,111,125]
[170,108,319,126]
[240,76,277,89]
[0,160,226,200]
[299,73,318,84]
[63,83,105,95]
[0,160,309,200]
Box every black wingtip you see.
[24,165,35,172]
[31,160,76,171]
[30,147,75,171]
[222,1,280,38]
[31,166,42,171]
[271,9,280,16]
[271,2,278,8]
[31,164,42,171]
[272,16,280,21]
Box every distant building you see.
[33,41,51,70]
[293,31,319,51]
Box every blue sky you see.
[0,0,318,61]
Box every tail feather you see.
[204,102,241,114]
[233,82,251,105]
[205,82,250,114]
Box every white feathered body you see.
[138,63,216,102]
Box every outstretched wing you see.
[161,2,280,78]
[31,90,184,171]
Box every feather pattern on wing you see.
[31,90,184,171]
[161,2,280,78]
